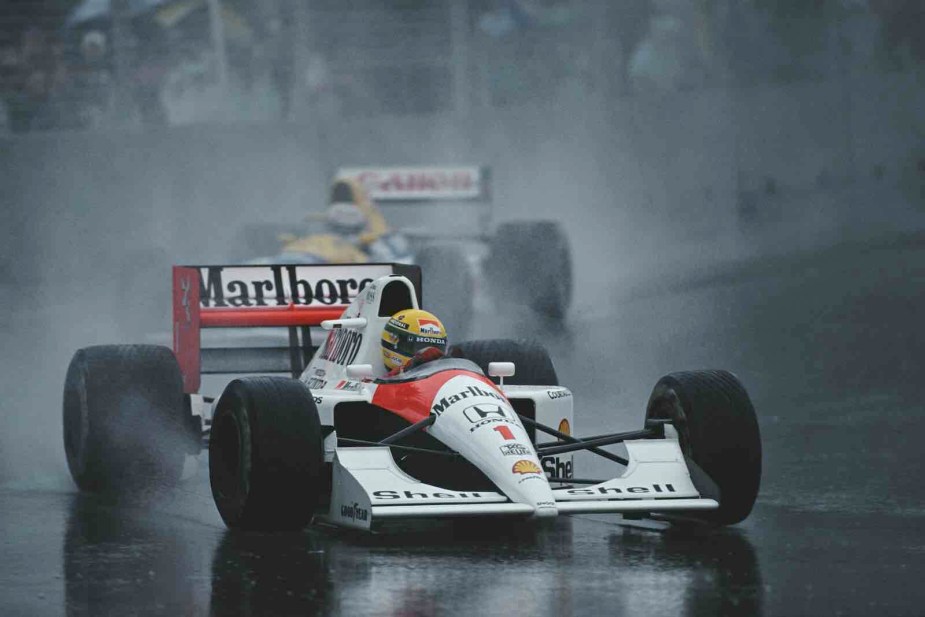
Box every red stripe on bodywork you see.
[371,370,504,425]
[173,266,201,393]
[200,305,345,327]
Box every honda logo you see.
[463,403,508,424]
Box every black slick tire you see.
[645,370,761,525]
[451,339,558,386]
[230,222,294,261]
[416,243,474,338]
[488,220,572,320]
[62,345,188,492]
[209,377,324,531]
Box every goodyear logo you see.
[340,502,369,522]
[512,460,541,475]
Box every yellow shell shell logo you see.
[557,419,571,436]
[512,460,541,475]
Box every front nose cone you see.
[423,375,561,516]
[506,459,558,517]
[509,463,557,518]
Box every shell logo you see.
[512,460,541,475]
[558,419,571,437]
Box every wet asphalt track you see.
[2,236,925,616]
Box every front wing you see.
[318,439,719,530]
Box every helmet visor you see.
[383,322,447,359]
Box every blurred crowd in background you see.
[1,0,299,130]
[0,0,922,133]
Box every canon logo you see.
[354,169,477,196]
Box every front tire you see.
[645,370,761,525]
[63,345,188,492]
[209,377,324,531]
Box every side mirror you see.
[488,362,515,385]
[346,364,375,381]
[321,317,367,331]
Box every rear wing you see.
[335,166,492,236]
[172,263,421,393]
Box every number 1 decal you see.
[493,425,515,441]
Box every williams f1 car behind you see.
[235,166,573,335]
[62,264,761,531]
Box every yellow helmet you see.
[381,309,448,371]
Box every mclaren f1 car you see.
[62,263,761,531]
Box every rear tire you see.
[209,377,324,531]
[230,222,294,261]
[63,345,188,492]
[451,339,558,386]
[488,220,572,320]
[645,370,761,525]
[416,244,474,338]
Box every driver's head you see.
[380,309,447,371]
[324,178,371,235]
[324,201,367,235]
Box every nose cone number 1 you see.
[493,425,515,440]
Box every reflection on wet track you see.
[64,493,212,616]
[47,486,764,617]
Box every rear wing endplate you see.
[172,263,421,393]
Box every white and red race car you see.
[62,263,761,531]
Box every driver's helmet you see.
[381,309,447,371]
[325,201,367,235]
